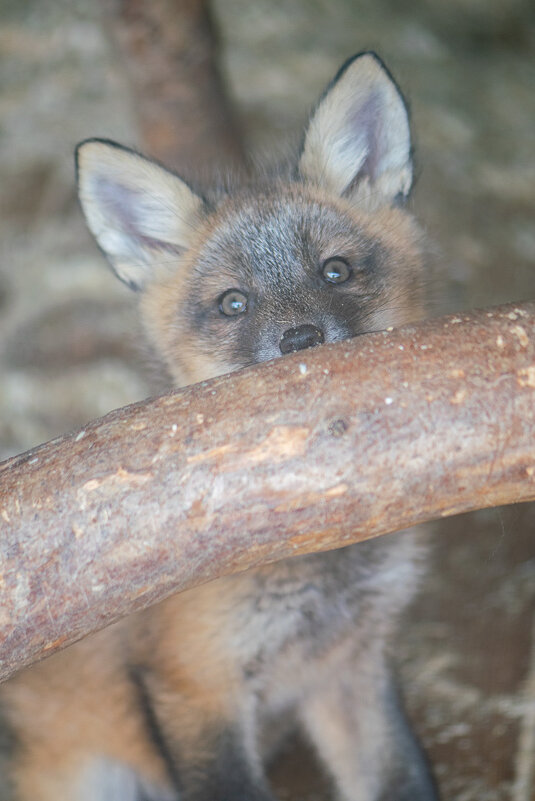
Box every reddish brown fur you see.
[3,624,170,800]
[3,579,259,800]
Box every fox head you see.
[76,52,426,387]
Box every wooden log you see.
[1,301,535,683]
[99,0,246,176]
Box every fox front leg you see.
[299,646,438,801]
[173,727,278,801]
[132,664,276,801]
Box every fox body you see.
[0,53,437,801]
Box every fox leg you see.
[129,580,279,801]
[170,725,276,801]
[298,644,437,801]
[133,664,275,801]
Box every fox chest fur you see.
[132,537,421,695]
[0,52,438,801]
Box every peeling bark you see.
[1,301,535,682]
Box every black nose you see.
[279,324,325,355]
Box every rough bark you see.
[99,0,246,177]
[1,301,535,682]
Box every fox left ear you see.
[299,52,413,210]
[76,139,205,291]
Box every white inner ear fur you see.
[77,142,203,289]
[299,54,412,210]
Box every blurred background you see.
[0,1,534,799]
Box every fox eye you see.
[321,257,352,284]
[219,289,248,316]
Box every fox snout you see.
[251,310,352,366]
[279,323,325,354]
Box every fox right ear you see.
[299,52,413,210]
[76,140,205,290]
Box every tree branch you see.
[1,301,534,682]
[99,0,246,177]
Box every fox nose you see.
[279,324,325,355]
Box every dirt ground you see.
[0,1,534,799]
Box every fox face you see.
[148,185,425,385]
[76,52,426,386]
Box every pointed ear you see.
[75,139,205,290]
[299,52,413,210]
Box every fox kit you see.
[0,53,437,801]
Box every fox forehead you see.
[190,185,394,291]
